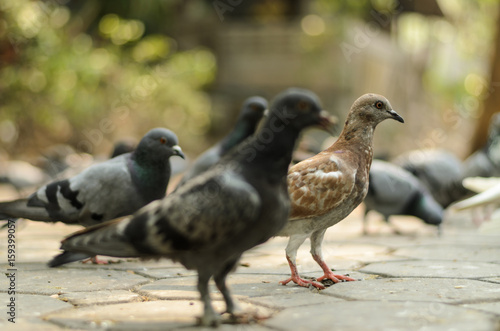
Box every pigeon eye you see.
[297,100,310,112]
[160,137,167,144]
[375,101,384,109]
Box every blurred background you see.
[0,0,499,166]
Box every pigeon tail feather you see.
[51,218,143,264]
[0,199,52,222]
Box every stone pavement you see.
[1,187,500,330]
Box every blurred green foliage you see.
[314,0,499,120]
[0,0,215,155]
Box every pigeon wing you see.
[141,169,262,253]
[28,155,140,225]
[288,152,356,220]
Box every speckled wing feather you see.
[139,168,262,253]
[287,151,356,220]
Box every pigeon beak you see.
[388,109,404,123]
[172,145,185,159]
[318,110,336,136]
[263,109,270,117]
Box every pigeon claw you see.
[316,271,356,283]
[279,276,326,290]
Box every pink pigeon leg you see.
[279,255,325,289]
[310,229,356,283]
[279,233,325,289]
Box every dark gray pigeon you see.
[462,113,500,178]
[175,96,267,189]
[0,128,184,227]
[393,149,467,208]
[363,159,443,234]
[48,88,333,326]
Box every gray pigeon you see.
[281,93,404,289]
[0,128,184,227]
[48,88,333,326]
[363,159,443,234]
[393,149,467,208]
[463,113,500,178]
[175,96,267,189]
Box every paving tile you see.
[481,277,500,284]
[239,251,362,275]
[360,260,500,279]
[63,261,198,279]
[394,245,500,263]
[265,301,500,331]
[58,290,142,306]
[107,322,275,331]
[363,215,440,236]
[138,274,301,300]
[463,301,500,316]
[44,299,274,329]
[137,272,368,302]
[2,206,500,330]
[321,278,500,304]
[244,291,344,309]
[356,232,500,248]
[1,292,72,318]
[1,318,67,331]
[0,267,149,295]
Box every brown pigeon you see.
[278,93,404,289]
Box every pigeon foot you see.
[316,271,356,283]
[222,311,268,324]
[279,276,325,289]
[81,256,109,265]
[197,311,221,327]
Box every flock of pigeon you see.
[0,88,496,326]
[365,113,500,234]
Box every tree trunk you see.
[470,4,500,154]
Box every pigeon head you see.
[135,128,185,163]
[349,94,404,126]
[414,192,444,226]
[270,88,333,132]
[240,96,268,123]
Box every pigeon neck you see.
[220,119,255,154]
[241,119,299,181]
[335,116,377,151]
[129,152,170,203]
